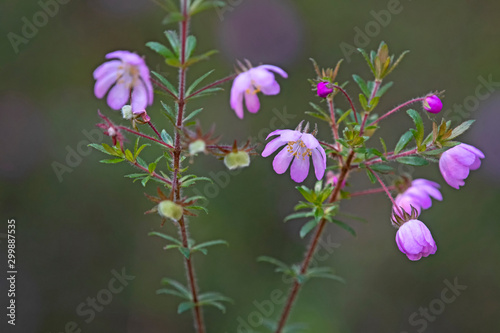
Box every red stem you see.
[148,121,162,140]
[332,84,358,123]
[367,167,402,216]
[185,74,237,99]
[360,80,381,135]
[275,150,356,332]
[369,97,425,126]
[171,2,205,332]
[131,160,172,186]
[151,77,178,99]
[349,185,396,198]
[117,126,174,149]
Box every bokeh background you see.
[1,0,499,332]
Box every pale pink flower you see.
[230,65,287,119]
[93,51,153,114]
[396,219,437,261]
[439,143,484,189]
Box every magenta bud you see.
[423,95,443,114]
[317,82,333,98]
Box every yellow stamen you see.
[286,140,312,160]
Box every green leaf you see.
[162,12,185,25]
[337,109,352,124]
[100,158,125,164]
[376,81,393,98]
[160,278,191,298]
[161,129,173,145]
[257,256,290,272]
[396,156,429,166]
[448,120,475,140]
[198,292,233,303]
[330,219,356,237]
[186,36,197,59]
[186,70,214,95]
[178,247,191,259]
[190,0,226,15]
[369,164,393,173]
[178,301,196,314]
[134,144,150,159]
[192,240,228,253]
[359,94,368,111]
[151,71,178,96]
[352,75,370,97]
[379,137,388,154]
[407,109,424,146]
[284,211,314,222]
[296,186,314,202]
[156,288,190,299]
[357,48,376,75]
[141,176,151,187]
[164,30,180,56]
[146,41,175,59]
[136,156,148,168]
[184,108,203,122]
[185,49,218,67]
[125,149,134,162]
[300,220,318,239]
[366,168,377,184]
[394,131,414,154]
[149,232,182,245]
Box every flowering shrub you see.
[88,1,484,332]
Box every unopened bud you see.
[158,200,183,221]
[423,95,442,114]
[224,151,250,170]
[317,82,333,98]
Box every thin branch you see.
[151,77,178,99]
[349,185,396,198]
[185,74,237,100]
[117,126,174,149]
[369,97,425,126]
[332,84,358,123]
[366,166,402,216]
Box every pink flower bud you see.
[423,95,443,114]
[317,82,333,98]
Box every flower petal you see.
[290,155,310,183]
[106,50,143,65]
[107,82,130,110]
[260,81,280,95]
[93,60,121,80]
[230,91,244,119]
[266,129,301,141]
[300,133,319,149]
[460,143,485,159]
[262,137,287,157]
[272,147,293,174]
[448,146,476,166]
[311,148,326,180]
[249,67,275,87]
[244,91,260,113]
[94,71,119,99]
[131,81,148,114]
[257,65,288,78]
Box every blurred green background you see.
[1,0,499,332]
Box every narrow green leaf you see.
[366,169,377,184]
[156,288,190,299]
[161,129,173,145]
[394,131,414,154]
[284,211,314,222]
[369,164,394,173]
[100,158,125,164]
[407,109,424,145]
[162,12,185,25]
[331,219,356,237]
[300,220,318,239]
[160,278,191,298]
[185,49,218,66]
[178,302,196,314]
[185,35,197,58]
[192,240,228,251]
[184,108,203,122]
[357,48,376,75]
[151,71,178,96]
[149,232,182,245]
[352,75,370,97]
[146,41,175,59]
[375,81,393,98]
[186,70,214,95]
[164,30,180,56]
[396,156,429,166]
[448,119,475,140]
[178,247,191,259]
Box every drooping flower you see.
[230,64,288,119]
[93,51,153,114]
[395,219,437,261]
[262,125,326,183]
[224,151,251,170]
[393,178,442,218]
[317,82,333,98]
[439,143,484,189]
[423,95,443,114]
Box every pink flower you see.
[396,219,437,261]
[423,95,443,114]
[93,51,153,114]
[262,129,326,183]
[439,143,484,189]
[317,82,333,98]
[393,179,442,218]
[230,65,288,119]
